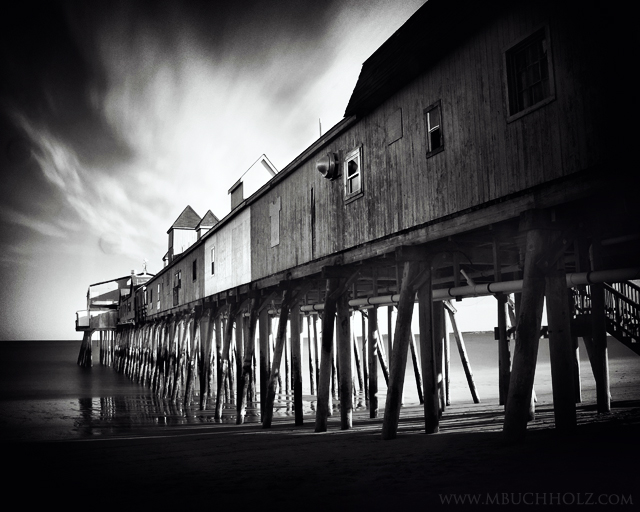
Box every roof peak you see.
[168,205,201,232]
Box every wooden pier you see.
[76,0,638,442]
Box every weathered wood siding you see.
[251,0,604,281]
[204,208,252,296]
[170,228,198,260]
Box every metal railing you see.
[572,281,639,349]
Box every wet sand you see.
[3,338,639,508]
[5,401,640,510]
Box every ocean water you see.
[1,335,637,442]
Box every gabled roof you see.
[168,205,201,233]
[345,0,504,117]
[197,209,219,229]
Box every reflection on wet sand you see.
[73,391,374,437]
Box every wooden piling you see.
[368,307,379,418]
[444,316,450,406]
[361,312,369,401]
[198,309,213,410]
[238,299,259,424]
[235,314,245,420]
[409,330,424,404]
[504,228,549,442]
[312,314,320,393]
[259,307,270,417]
[589,237,611,413]
[497,293,510,406]
[315,278,339,432]
[215,304,239,421]
[307,315,317,395]
[290,304,304,426]
[375,326,390,387]
[337,291,353,430]
[418,263,439,434]
[382,260,419,440]
[444,301,480,403]
[433,302,446,415]
[546,254,577,432]
[263,289,293,428]
[185,316,199,406]
[77,330,93,368]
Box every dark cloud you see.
[0,1,134,178]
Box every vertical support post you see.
[387,306,393,364]
[497,293,510,406]
[315,278,339,432]
[382,260,419,440]
[307,315,317,395]
[238,299,259,424]
[336,291,353,429]
[494,237,511,407]
[546,254,577,432]
[291,303,304,425]
[199,309,212,409]
[445,302,480,403]
[433,302,446,415]
[215,305,238,421]
[409,329,424,404]
[418,263,439,434]
[259,307,269,417]
[368,306,379,418]
[263,290,293,428]
[444,314,451,406]
[504,228,548,442]
[360,312,368,401]
[312,314,320,391]
[589,237,611,413]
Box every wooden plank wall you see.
[251,0,605,281]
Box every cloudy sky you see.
[0,0,433,340]
[1,0,501,341]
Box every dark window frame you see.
[192,259,197,281]
[424,100,444,158]
[504,25,555,122]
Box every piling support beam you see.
[215,304,239,421]
[368,306,379,418]
[263,288,293,428]
[444,301,480,403]
[337,291,353,429]
[382,260,419,440]
[418,263,439,434]
[198,308,213,409]
[504,227,549,442]
[433,302,446,415]
[315,278,339,432]
[291,304,304,426]
[588,237,611,413]
[546,254,577,432]
[238,300,260,424]
[259,307,270,417]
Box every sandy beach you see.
[3,338,639,509]
[6,400,640,510]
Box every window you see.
[173,271,181,307]
[149,287,153,304]
[211,247,215,275]
[424,101,443,157]
[505,27,554,120]
[192,259,197,281]
[344,146,363,201]
[157,283,161,310]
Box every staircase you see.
[572,281,640,355]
